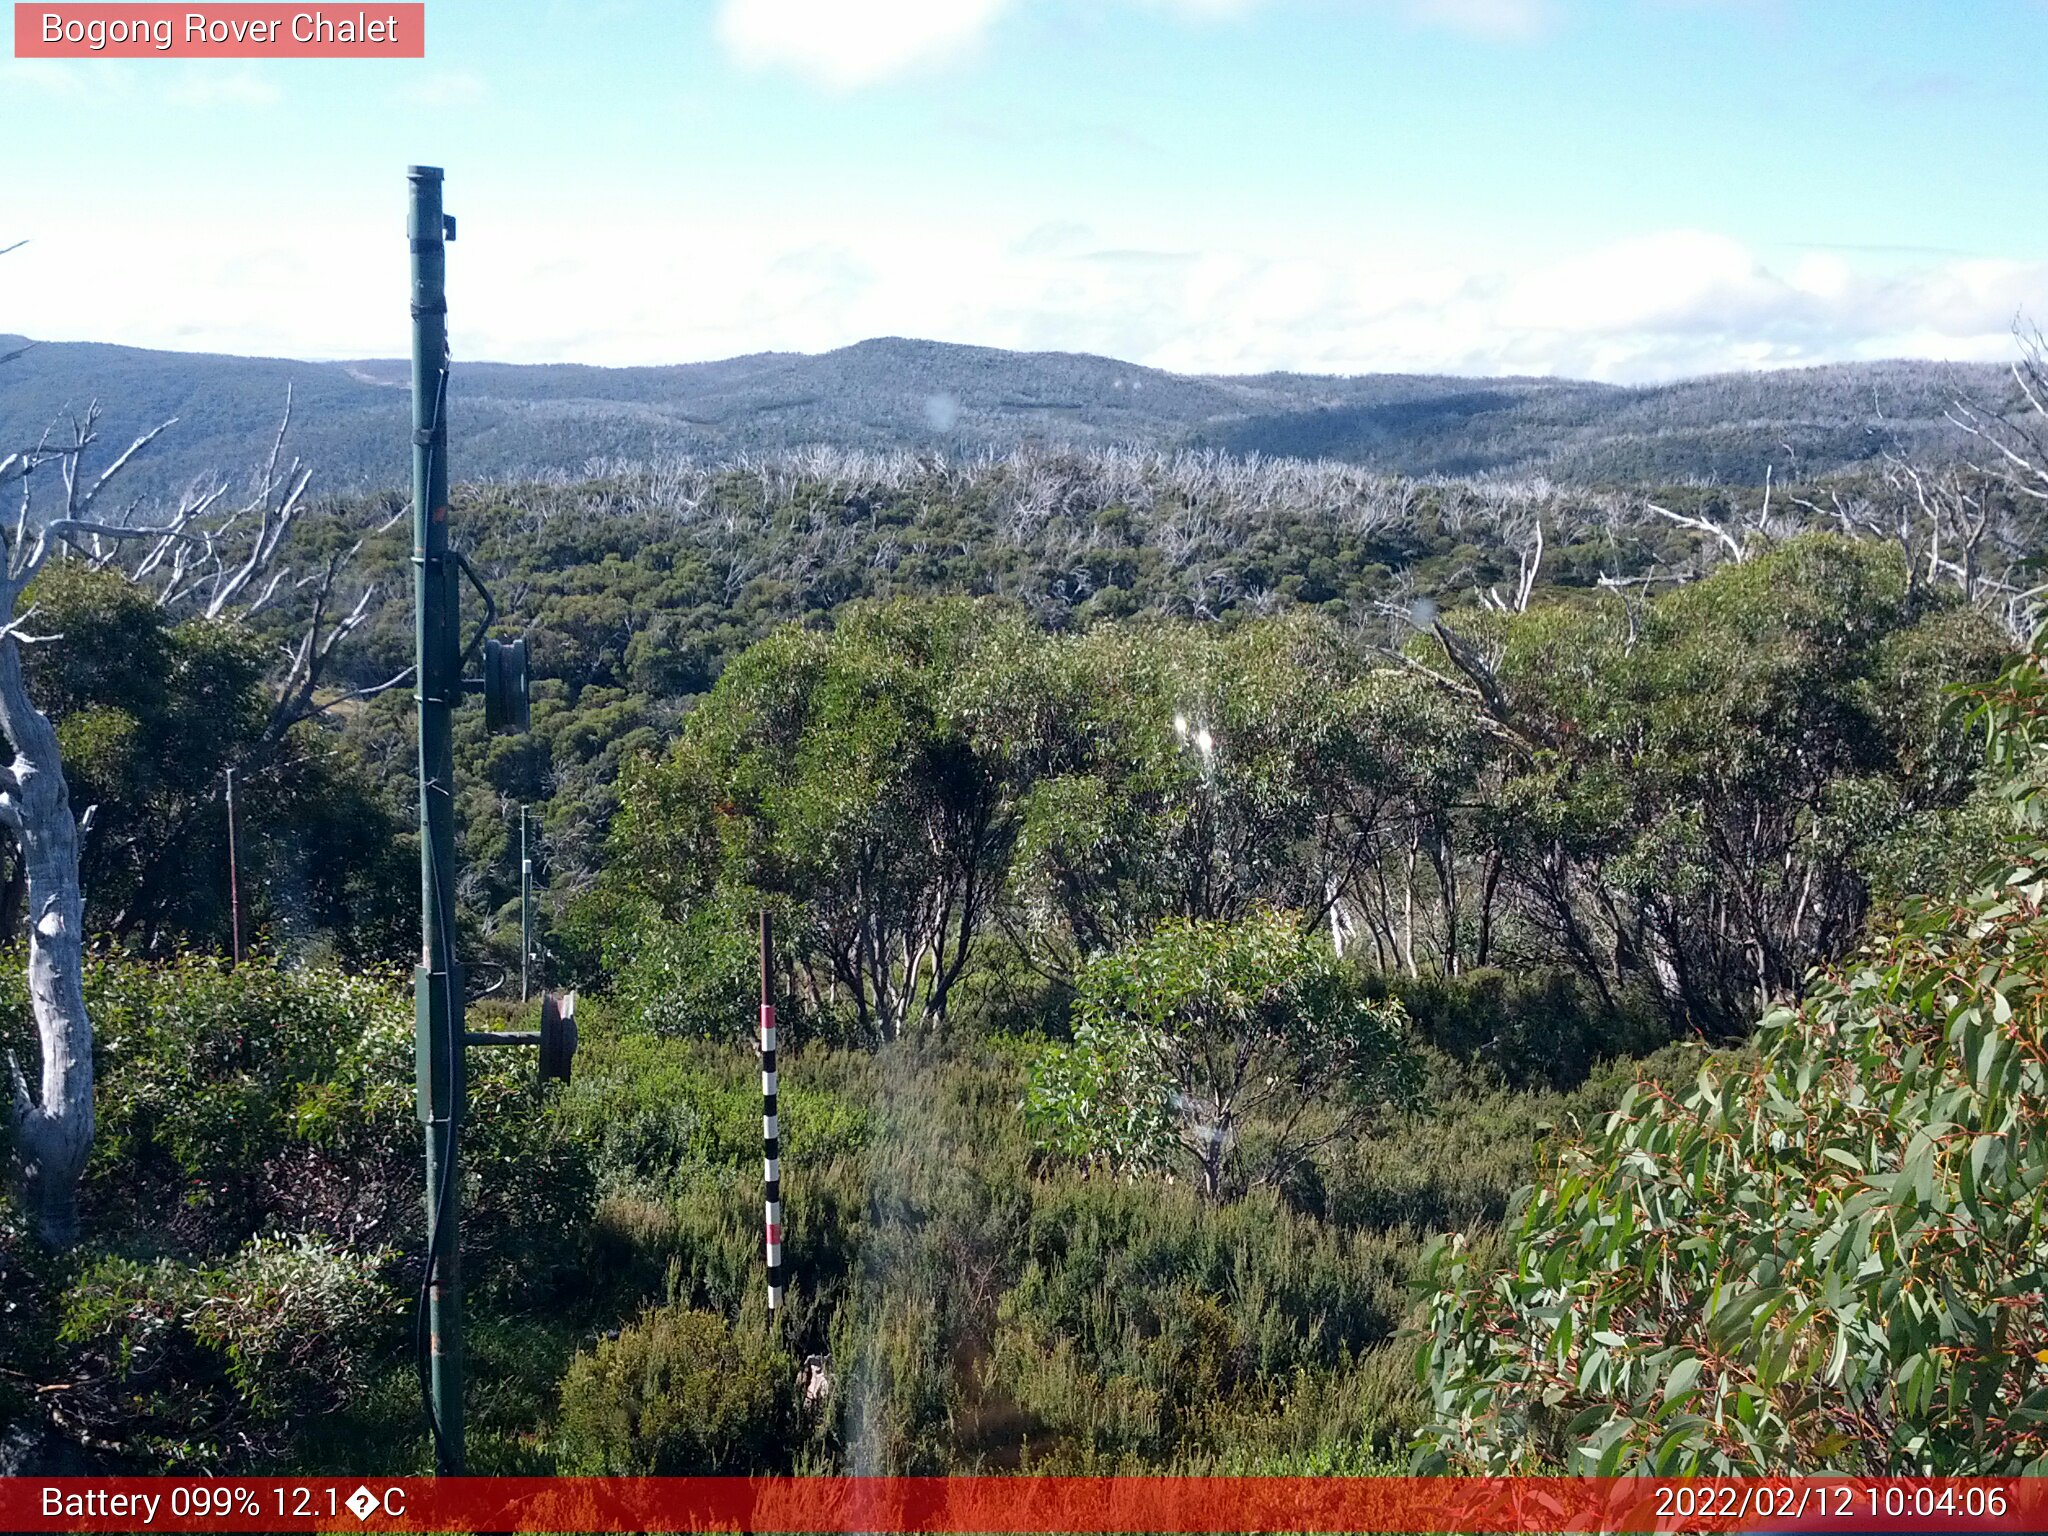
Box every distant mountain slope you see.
[0,333,2009,504]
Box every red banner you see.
[13,4,424,58]
[1,1476,2041,1533]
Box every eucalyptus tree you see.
[1026,910,1420,1200]
[0,364,386,1243]
[22,561,409,956]
[612,598,1071,1040]
[1007,614,1393,973]
[1418,642,2048,1475]
[1334,667,1501,977]
[1408,535,2008,1031]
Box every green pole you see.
[520,805,531,1003]
[409,163,464,1475]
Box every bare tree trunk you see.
[1400,830,1420,979]
[1433,822,1460,977]
[0,363,362,1246]
[0,634,92,1247]
[1475,846,1502,970]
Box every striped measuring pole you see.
[760,910,784,1314]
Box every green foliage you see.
[17,561,409,962]
[1467,535,2006,1030]
[1370,968,1669,1092]
[1028,913,1420,1199]
[54,1232,396,1466]
[187,1233,397,1411]
[1010,616,1397,964]
[1022,1018,1177,1180]
[1415,645,2048,1475]
[3,470,2021,1477]
[7,288,2037,1498]
[557,1306,796,1474]
[989,1178,1421,1468]
[612,599,1062,1041]
[552,1025,1572,1475]
[610,544,2000,1061]
[606,883,763,1043]
[71,955,590,1284]
[0,945,1714,1477]
[304,449,1985,997]
[0,953,419,1246]
[559,1031,872,1194]
[0,956,596,1471]
[1314,1043,1714,1235]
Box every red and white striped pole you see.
[760,909,784,1314]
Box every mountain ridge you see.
[0,332,2009,503]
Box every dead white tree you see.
[1645,499,1750,563]
[1946,328,2048,513]
[0,300,392,1241]
[0,400,179,1244]
[1479,512,1544,613]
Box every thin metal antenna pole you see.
[410,163,465,1476]
[760,910,783,1314]
[224,767,241,965]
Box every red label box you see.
[0,1476,2040,1534]
[14,3,425,57]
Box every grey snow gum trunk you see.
[0,636,92,1247]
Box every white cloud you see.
[714,0,1556,87]
[533,225,2045,382]
[4,58,128,97]
[1401,0,1555,40]
[716,0,1012,87]
[12,207,2042,386]
[1496,230,1768,334]
[9,59,281,107]
[161,66,281,108]
[397,69,490,108]
[1009,221,1098,257]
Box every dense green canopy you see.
[602,537,2004,1042]
[1417,646,2048,1474]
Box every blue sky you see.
[4,0,2044,380]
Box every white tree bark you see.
[3,242,359,1244]
[0,598,91,1246]
[0,374,377,1244]
[0,397,173,1245]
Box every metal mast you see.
[761,910,783,1314]
[410,163,465,1475]
[404,161,554,1480]
[520,805,532,1003]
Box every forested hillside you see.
[48,438,1998,997]
[0,333,2008,505]
[9,0,2045,1488]
[3,391,2047,1477]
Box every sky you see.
[3,0,2045,382]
